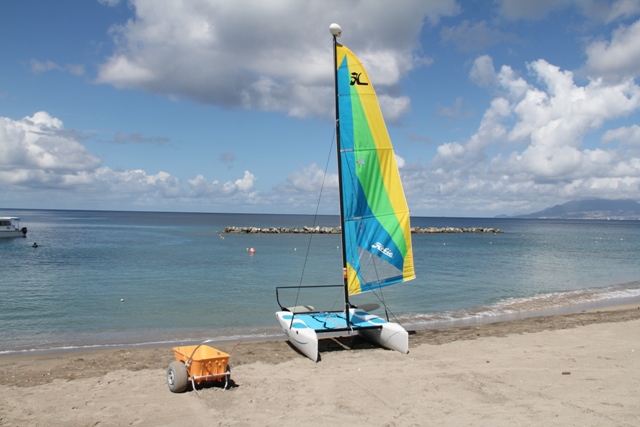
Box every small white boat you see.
[0,217,28,238]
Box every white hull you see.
[276,308,408,362]
[350,308,409,354]
[276,311,320,362]
[0,230,26,238]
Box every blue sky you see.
[2,0,640,217]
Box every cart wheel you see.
[167,361,188,393]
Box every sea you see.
[1,209,639,355]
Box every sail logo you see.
[350,72,369,86]
[372,242,393,258]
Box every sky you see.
[2,0,640,217]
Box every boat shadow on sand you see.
[286,332,417,361]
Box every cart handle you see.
[228,340,242,355]
[184,339,212,369]
[184,339,242,369]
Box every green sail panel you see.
[336,43,415,295]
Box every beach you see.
[1,305,639,426]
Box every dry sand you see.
[1,305,639,426]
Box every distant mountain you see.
[514,199,640,220]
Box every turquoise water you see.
[1,209,639,354]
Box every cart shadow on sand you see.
[180,375,238,393]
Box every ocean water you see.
[1,209,639,354]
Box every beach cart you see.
[167,342,232,393]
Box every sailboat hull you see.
[275,309,408,362]
[276,311,320,362]
[349,308,409,354]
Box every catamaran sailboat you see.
[275,24,415,362]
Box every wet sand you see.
[1,304,639,426]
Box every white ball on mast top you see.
[329,23,342,37]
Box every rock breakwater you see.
[222,226,502,234]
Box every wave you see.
[400,281,640,330]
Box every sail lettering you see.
[350,72,369,86]
[372,242,393,258]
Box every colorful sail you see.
[335,43,415,295]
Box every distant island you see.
[505,199,640,220]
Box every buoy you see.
[120,299,124,303]
[249,248,255,254]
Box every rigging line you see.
[358,251,405,325]
[329,284,343,311]
[360,285,398,324]
[366,254,391,320]
[290,127,338,319]
[369,284,405,326]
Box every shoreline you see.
[2,301,638,388]
[2,298,639,358]
[3,288,639,357]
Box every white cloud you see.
[232,170,256,192]
[602,124,640,147]
[95,0,460,120]
[30,59,85,76]
[509,60,640,150]
[278,163,336,194]
[402,54,640,216]
[97,0,121,6]
[470,55,498,88]
[496,0,640,23]
[378,95,411,124]
[270,163,339,211]
[604,0,640,22]
[0,112,259,209]
[585,19,640,82]
[0,112,100,175]
[496,0,572,20]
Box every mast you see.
[330,23,351,325]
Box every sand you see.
[1,305,639,426]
